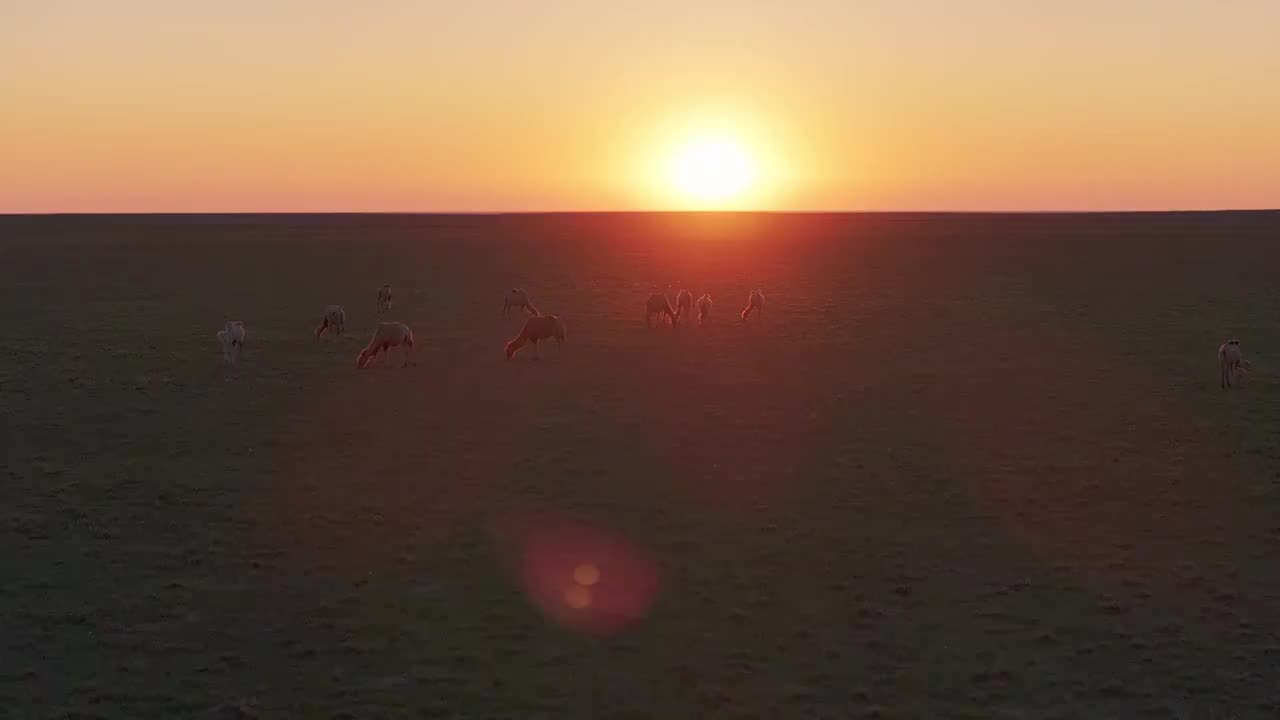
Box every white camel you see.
[505,314,566,360]
[314,305,345,338]
[503,288,539,317]
[645,293,676,328]
[217,321,246,364]
[1219,339,1252,388]
[741,290,765,321]
[674,290,694,326]
[696,294,713,326]
[357,322,415,368]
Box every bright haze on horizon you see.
[2,1,1278,213]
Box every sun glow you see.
[668,135,757,206]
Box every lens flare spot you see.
[493,509,662,635]
[573,563,601,586]
[564,585,593,609]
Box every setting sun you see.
[668,136,757,206]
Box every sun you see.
[668,136,756,204]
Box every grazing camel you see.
[645,293,677,328]
[377,284,393,313]
[674,290,694,326]
[696,294,713,326]
[217,321,246,364]
[503,288,539,317]
[741,290,765,321]
[357,322,415,368]
[1219,340,1252,388]
[505,314,566,360]
[314,305,346,338]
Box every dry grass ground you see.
[2,212,1279,718]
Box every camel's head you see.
[504,340,519,360]
[356,349,373,368]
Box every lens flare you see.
[492,510,661,635]
[573,563,601,586]
[564,585,593,609]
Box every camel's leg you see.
[532,340,540,359]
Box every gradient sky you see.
[3,1,1277,212]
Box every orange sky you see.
[2,1,1277,212]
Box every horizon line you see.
[2,208,1277,217]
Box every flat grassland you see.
[2,212,1279,718]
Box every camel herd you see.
[216,284,1249,387]
[214,285,767,368]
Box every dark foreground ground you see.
[2,212,1279,718]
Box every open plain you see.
[2,212,1279,718]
